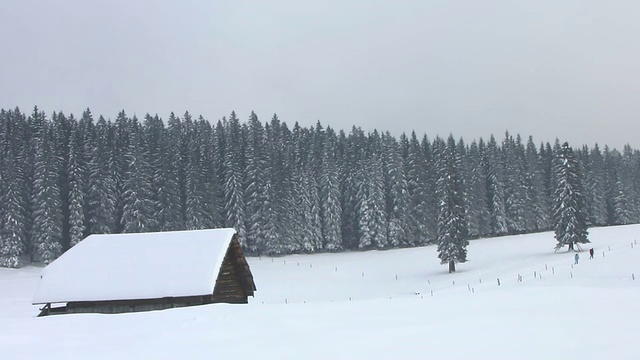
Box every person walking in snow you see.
[574,253,579,264]
[589,248,594,259]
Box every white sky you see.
[1,0,639,149]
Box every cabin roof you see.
[32,228,238,305]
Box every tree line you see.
[0,106,638,268]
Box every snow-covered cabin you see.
[32,228,256,316]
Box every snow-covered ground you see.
[1,225,639,359]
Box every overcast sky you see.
[1,0,639,149]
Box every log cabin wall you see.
[65,295,215,314]
[211,238,248,303]
[230,236,257,297]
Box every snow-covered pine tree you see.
[192,117,217,229]
[244,112,270,254]
[464,139,491,238]
[183,115,208,230]
[213,120,228,226]
[339,127,365,250]
[525,136,550,232]
[197,117,222,228]
[78,109,95,237]
[320,127,343,251]
[223,112,247,242]
[0,109,27,267]
[603,146,627,225]
[421,135,439,242]
[67,123,86,247]
[456,137,470,223]
[280,122,298,248]
[86,115,117,234]
[356,134,387,250]
[51,112,73,249]
[294,168,323,252]
[585,144,608,226]
[629,147,640,223]
[405,132,431,244]
[31,113,63,263]
[0,155,25,267]
[382,132,410,247]
[552,142,589,251]
[618,145,640,223]
[289,124,323,253]
[309,121,325,179]
[504,134,529,233]
[21,107,46,261]
[484,135,508,236]
[166,112,187,229]
[435,135,468,273]
[112,110,134,233]
[120,118,156,233]
[266,117,297,254]
[146,114,182,231]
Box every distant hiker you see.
[574,253,580,264]
[589,248,594,259]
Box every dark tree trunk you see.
[568,242,574,251]
[448,260,456,273]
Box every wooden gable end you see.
[211,235,256,303]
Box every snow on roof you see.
[32,228,237,305]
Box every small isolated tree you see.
[552,142,589,251]
[436,136,468,273]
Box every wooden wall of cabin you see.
[211,240,249,304]
[64,295,215,314]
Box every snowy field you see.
[1,225,640,359]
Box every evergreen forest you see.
[1,106,639,267]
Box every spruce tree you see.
[120,119,155,233]
[67,124,86,247]
[320,128,343,251]
[51,112,73,249]
[502,133,528,233]
[31,114,63,263]
[618,145,640,223]
[0,110,27,267]
[552,142,589,251]
[525,137,551,231]
[465,140,491,238]
[86,116,117,234]
[421,135,439,242]
[295,168,323,252]
[112,110,131,233]
[268,119,297,253]
[405,132,431,244]
[183,115,208,230]
[585,144,608,226]
[383,132,410,247]
[484,135,508,235]
[223,112,247,242]
[339,127,365,250]
[197,117,222,228]
[0,158,25,267]
[244,112,270,254]
[357,148,387,249]
[603,147,625,225]
[435,136,468,273]
[146,114,182,231]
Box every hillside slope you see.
[1,225,639,359]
